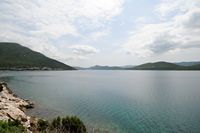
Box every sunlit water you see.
[0,70,200,133]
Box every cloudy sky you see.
[0,0,200,67]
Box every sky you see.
[0,0,200,67]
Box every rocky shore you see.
[0,81,35,132]
[0,82,88,133]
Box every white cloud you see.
[0,0,124,62]
[65,45,99,60]
[155,0,199,17]
[90,30,110,40]
[70,45,99,56]
[175,8,200,29]
[75,0,124,21]
[123,0,200,58]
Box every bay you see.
[0,70,200,133]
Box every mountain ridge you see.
[0,42,75,70]
[77,61,200,70]
[175,61,200,66]
[127,61,200,70]
[130,61,182,70]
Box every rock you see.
[24,100,34,109]
[0,81,35,132]
[29,116,38,132]
[24,103,34,109]
[0,84,3,92]
[21,117,28,122]
[0,82,7,87]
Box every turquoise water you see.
[0,70,200,132]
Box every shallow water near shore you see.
[0,70,200,132]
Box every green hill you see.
[88,65,124,70]
[186,64,200,70]
[0,42,75,70]
[81,62,200,70]
[131,61,182,70]
[175,61,200,66]
[127,61,200,70]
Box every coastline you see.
[0,81,35,132]
[0,81,88,133]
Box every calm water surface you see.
[0,70,200,133]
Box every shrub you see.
[61,116,86,133]
[50,116,61,131]
[37,119,49,132]
[0,120,26,133]
[49,116,87,133]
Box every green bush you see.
[37,119,49,132]
[61,116,86,133]
[50,116,61,131]
[0,120,26,133]
[0,116,86,133]
[37,116,87,133]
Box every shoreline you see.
[0,81,35,132]
[0,82,89,133]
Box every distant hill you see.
[175,61,200,66]
[127,61,200,70]
[88,65,125,70]
[73,66,86,70]
[129,62,182,70]
[75,65,135,70]
[0,42,75,70]
[120,65,135,69]
[79,62,200,70]
[186,64,200,70]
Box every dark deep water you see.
[0,70,200,133]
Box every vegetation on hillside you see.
[0,42,75,70]
[127,61,200,70]
[186,64,200,70]
[0,42,199,70]
[132,61,183,70]
[88,65,124,70]
[79,62,200,70]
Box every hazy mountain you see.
[175,62,200,66]
[87,65,125,70]
[76,62,200,70]
[129,61,182,70]
[73,66,87,70]
[127,61,200,70]
[186,64,200,70]
[0,42,75,70]
[120,65,135,68]
[74,65,136,70]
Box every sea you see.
[0,70,200,133]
